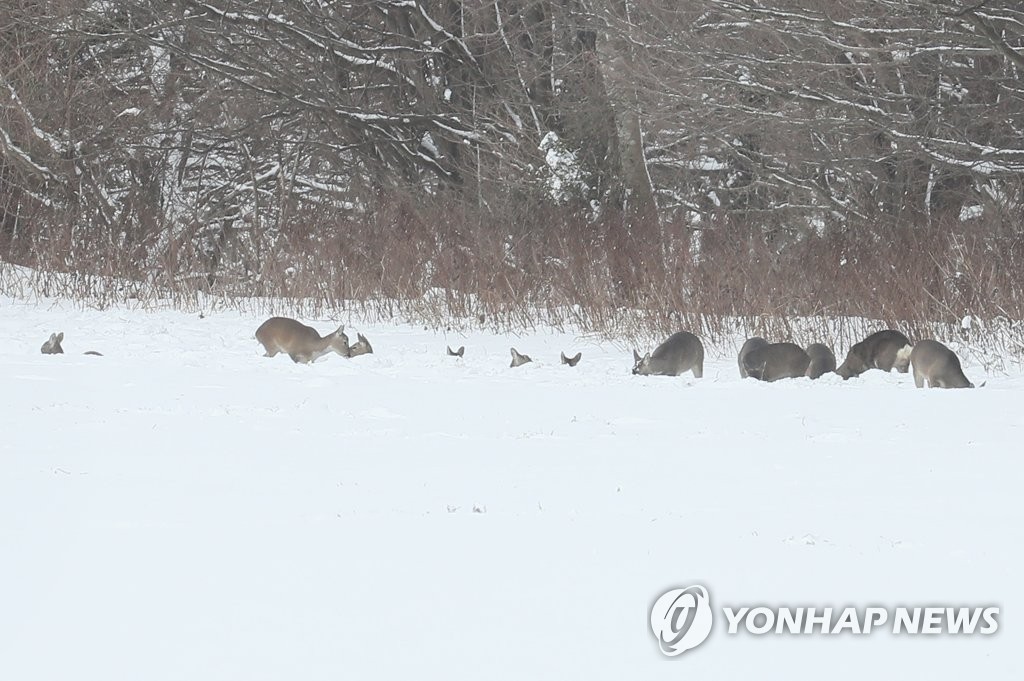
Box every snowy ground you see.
[1,297,1020,680]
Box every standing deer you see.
[805,343,837,379]
[632,331,704,378]
[255,317,350,364]
[742,342,810,382]
[910,339,975,388]
[835,330,912,379]
[737,337,768,378]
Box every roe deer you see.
[561,351,582,367]
[41,332,64,354]
[447,345,465,358]
[910,339,974,388]
[40,332,103,356]
[255,317,350,363]
[805,343,837,379]
[632,331,704,378]
[510,348,532,367]
[836,330,912,379]
[348,333,373,357]
[737,337,768,378]
[742,342,810,382]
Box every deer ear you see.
[56,332,64,342]
[633,349,641,362]
[358,333,367,342]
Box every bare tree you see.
[629,0,1024,230]
[2,0,1023,290]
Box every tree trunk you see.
[594,0,658,225]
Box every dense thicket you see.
[1,1,1023,337]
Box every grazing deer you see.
[40,332,103,356]
[510,347,532,367]
[447,345,465,358]
[348,333,373,357]
[836,330,912,379]
[255,317,350,364]
[737,337,768,378]
[910,339,974,388]
[632,331,704,378]
[805,343,837,379]
[561,351,582,367]
[742,342,810,382]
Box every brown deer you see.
[348,333,373,357]
[742,342,810,382]
[805,343,837,379]
[633,331,704,378]
[737,337,768,378]
[510,348,533,367]
[40,332,102,356]
[910,339,974,389]
[561,351,582,367]
[255,317,350,364]
[836,330,912,379]
[40,332,64,354]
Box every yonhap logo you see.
[650,585,714,656]
[649,583,1000,659]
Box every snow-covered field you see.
[1,297,1019,680]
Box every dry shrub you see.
[2,194,1023,366]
